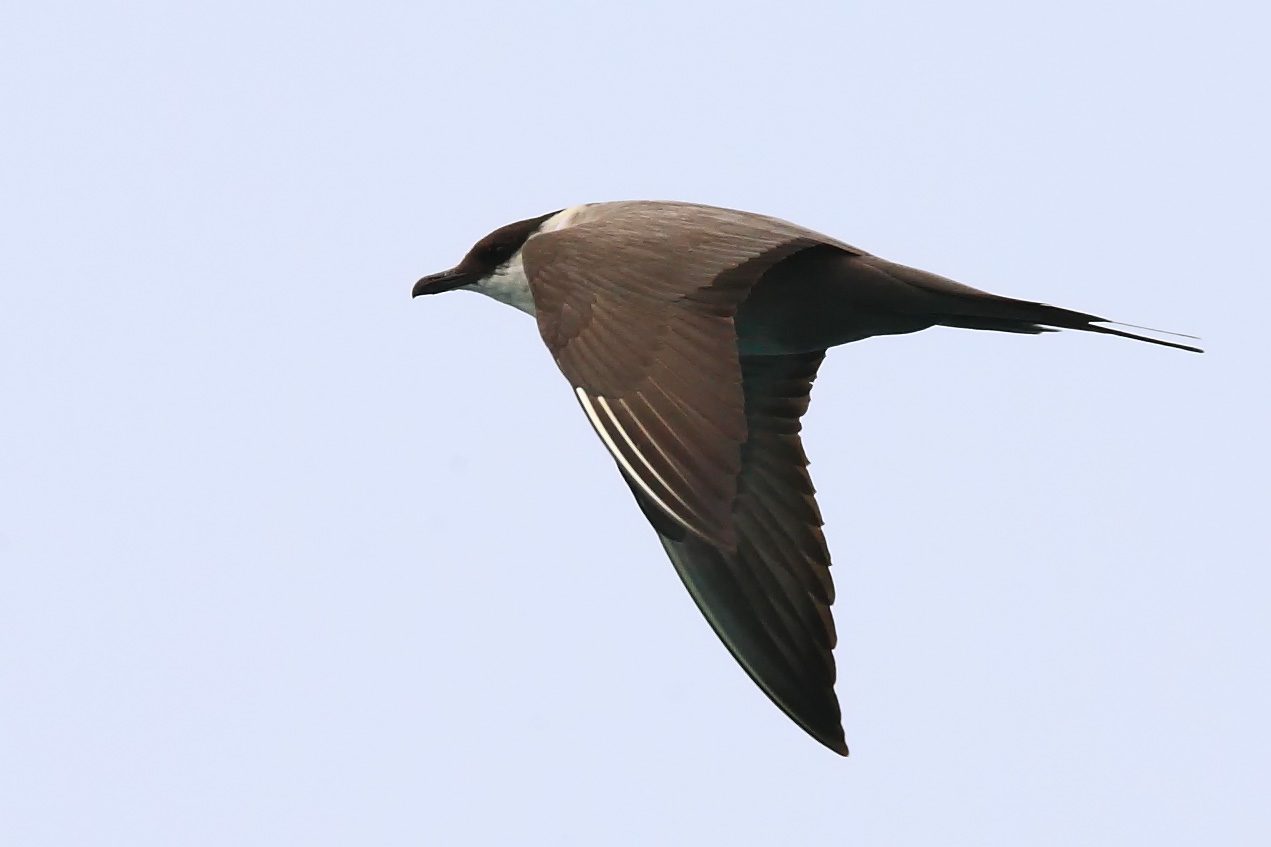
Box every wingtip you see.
[803,719,849,756]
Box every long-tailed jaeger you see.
[412,200,1201,756]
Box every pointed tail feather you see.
[937,295,1204,353]
[919,282,1203,353]
[1078,321,1203,353]
[940,311,1202,352]
[853,256,1204,352]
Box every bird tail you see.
[859,257,1204,353]
[938,310,1204,353]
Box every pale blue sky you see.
[2,1,1267,844]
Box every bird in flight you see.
[412,201,1201,755]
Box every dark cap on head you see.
[413,210,560,297]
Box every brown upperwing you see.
[650,351,845,754]
[520,201,855,550]
[520,203,847,752]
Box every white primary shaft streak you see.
[574,387,698,537]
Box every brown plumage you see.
[413,200,1201,756]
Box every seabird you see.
[412,200,1201,756]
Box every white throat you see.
[462,252,536,316]
[459,205,591,318]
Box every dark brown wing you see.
[626,352,844,754]
[522,202,850,549]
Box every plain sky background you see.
[2,1,1268,844]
